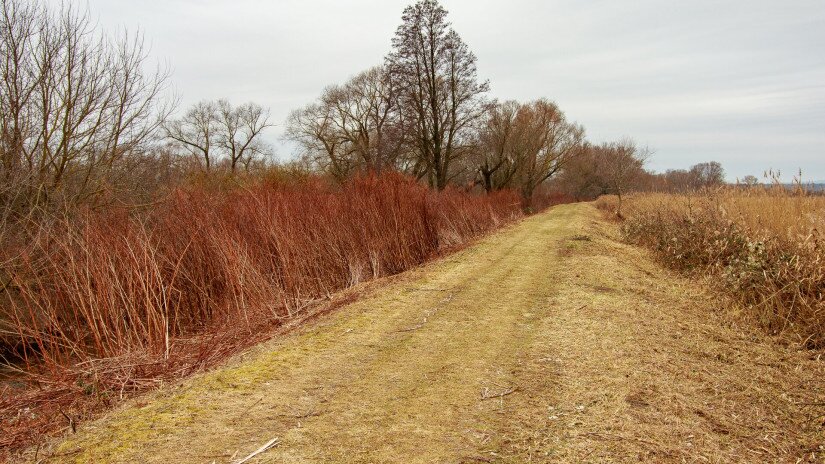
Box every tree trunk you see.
[481,169,493,193]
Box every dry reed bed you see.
[596,189,825,349]
[0,173,523,453]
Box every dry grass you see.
[596,186,825,348]
[35,203,824,463]
[534,208,825,462]
[0,173,523,455]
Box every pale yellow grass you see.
[617,189,825,241]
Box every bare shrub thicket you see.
[0,173,522,449]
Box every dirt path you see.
[46,204,824,463]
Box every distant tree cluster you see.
[558,158,726,199]
[658,161,726,192]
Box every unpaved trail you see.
[46,204,824,463]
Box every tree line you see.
[286,0,596,202]
[1,0,728,219]
[284,0,726,205]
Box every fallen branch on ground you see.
[233,437,280,464]
[394,293,454,333]
[480,386,518,401]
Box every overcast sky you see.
[73,0,825,181]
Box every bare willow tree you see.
[386,0,488,190]
[473,100,520,192]
[689,161,725,189]
[0,0,171,211]
[740,174,759,186]
[512,99,584,201]
[216,100,272,173]
[472,99,583,201]
[554,142,610,200]
[285,66,409,181]
[285,101,351,181]
[165,99,271,173]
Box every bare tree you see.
[470,99,583,202]
[336,67,410,173]
[166,99,272,173]
[555,142,610,200]
[285,101,352,181]
[598,139,649,217]
[0,0,171,210]
[512,100,584,202]
[473,100,520,192]
[741,174,759,186]
[285,66,409,181]
[164,101,218,172]
[216,100,272,173]
[386,0,488,190]
[689,161,725,189]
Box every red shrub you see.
[0,173,521,451]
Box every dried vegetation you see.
[597,185,825,349]
[0,173,523,453]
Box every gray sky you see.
[78,0,825,181]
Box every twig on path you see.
[796,401,825,406]
[480,386,519,401]
[394,293,454,333]
[58,407,76,434]
[579,431,660,449]
[396,321,426,333]
[409,287,451,292]
[278,407,321,419]
[233,437,280,464]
